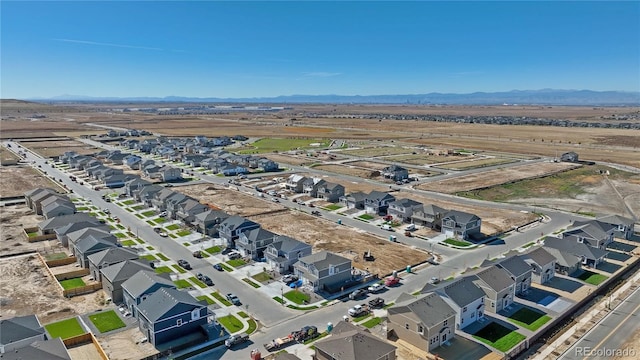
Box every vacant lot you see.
[342,146,414,157]
[343,161,389,170]
[437,157,518,170]
[0,205,51,257]
[417,162,580,193]
[0,166,64,197]
[385,153,458,166]
[97,327,158,360]
[263,153,316,166]
[21,139,100,158]
[237,137,330,154]
[178,184,285,216]
[258,211,431,276]
[314,164,380,179]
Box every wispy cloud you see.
[52,38,183,52]
[302,72,342,78]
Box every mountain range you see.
[29,89,640,106]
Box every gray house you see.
[473,266,516,313]
[285,174,308,193]
[294,251,352,292]
[136,184,165,205]
[74,236,118,268]
[364,191,396,215]
[54,220,108,248]
[382,164,409,181]
[193,210,230,236]
[218,216,260,247]
[523,247,556,284]
[24,188,57,212]
[236,228,277,260]
[542,246,582,275]
[563,220,615,249]
[340,191,367,210]
[176,199,209,223]
[1,338,71,360]
[0,315,46,354]
[67,227,115,254]
[491,256,532,295]
[544,236,608,269]
[122,270,176,317]
[388,292,456,352]
[316,182,345,203]
[596,214,636,240]
[314,321,396,360]
[88,247,139,282]
[38,213,99,235]
[441,210,482,241]
[387,198,423,223]
[41,197,76,219]
[411,204,448,230]
[100,260,151,303]
[265,235,312,274]
[434,277,486,330]
[28,189,62,215]
[136,288,208,346]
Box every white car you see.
[368,283,385,293]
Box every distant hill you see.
[26,89,640,106]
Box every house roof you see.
[40,195,71,208]
[121,270,175,299]
[438,276,485,307]
[298,251,350,270]
[474,266,514,292]
[542,246,581,268]
[38,213,97,231]
[241,227,276,242]
[273,353,302,360]
[419,204,448,216]
[88,247,139,267]
[137,287,204,323]
[270,235,310,253]
[1,338,71,360]
[42,201,75,215]
[346,191,367,201]
[24,188,55,198]
[314,320,396,360]
[194,209,229,222]
[596,214,635,227]
[496,255,532,278]
[75,235,117,254]
[564,220,614,241]
[54,221,109,237]
[366,191,394,202]
[383,164,407,172]
[0,315,44,346]
[389,292,456,329]
[543,236,608,261]
[100,260,151,284]
[524,247,556,266]
[390,198,422,208]
[67,227,114,244]
[220,215,258,231]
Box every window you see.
[176,319,183,326]
[443,320,448,326]
[405,323,410,330]
[491,301,495,308]
[418,325,424,334]
[461,318,464,324]
[463,306,467,313]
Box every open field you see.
[257,211,431,276]
[237,137,330,154]
[0,205,53,256]
[436,157,518,170]
[341,146,414,157]
[314,164,379,179]
[20,139,100,158]
[0,147,20,163]
[178,184,285,216]
[384,153,461,166]
[416,162,580,193]
[0,165,65,197]
[263,153,316,166]
[342,160,389,170]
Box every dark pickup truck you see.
[369,297,385,308]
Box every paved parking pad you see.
[429,337,492,360]
[540,297,572,313]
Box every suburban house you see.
[221,164,248,176]
[523,247,557,284]
[473,266,516,313]
[387,198,423,223]
[124,178,151,197]
[388,292,457,352]
[490,255,532,295]
[100,260,151,303]
[285,174,308,193]
[314,320,397,360]
[441,210,482,241]
[41,197,76,219]
[88,247,139,282]
[236,228,277,260]
[382,164,409,181]
[340,191,367,210]
[562,220,616,249]
[0,315,46,354]
[542,246,582,275]
[434,276,486,330]
[303,178,326,197]
[544,236,608,269]
[218,216,260,247]
[37,213,99,235]
[103,174,130,188]
[155,166,182,182]
[193,210,230,236]
[54,220,109,247]
[265,235,312,274]
[411,204,448,230]
[258,158,279,172]
[67,227,115,254]
[294,251,352,292]
[121,270,176,317]
[315,182,345,203]
[24,188,57,211]
[150,188,177,211]
[136,288,209,346]
[596,214,636,240]
[1,338,71,360]
[175,199,209,223]
[136,184,165,205]
[74,236,118,268]
[364,191,396,215]
[560,151,579,162]
[26,188,61,215]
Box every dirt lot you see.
[384,153,460,166]
[263,153,316,166]
[258,211,431,276]
[20,139,100,158]
[341,146,414,157]
[0,165,65,197]
[97,327,158,360]
[315,164,380,179]
[0,205,51,256]
[416,162,580,193]
[178,184,286,216]
[0,255,105,324]
[343,161,389,170]
[436,157,518,170]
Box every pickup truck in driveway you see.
[348,304,370,317]
[225,333,249,348]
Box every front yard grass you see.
[114,232,127,239]
[358,214,374,220]
[176,230,191,237]
[156,253,170,261]
[211,292,232,306]
[88,310,126,333]
[205,246,222,254]
[172,264,187,274]
[251,271,272,283]
[153,218,167,224]
[242,278,261,288]
[154,266,173,274]
[189,277,208,288]
[324,204,343,211]
[45,317,85,339]
[59,278,86,290]
[120,240,137,247]
[166,224,180,231]
[122,200,135,205]
[218,263,233,272]
[473,322,526,352]
[284,290,310,305]
[227,259,246,267]
[507,308,552,331]
[217,314,243,333]
[141,210,156,217]
[443,238,473,247]
[361,317,382,328]
[173,279,192,289]
[196,295,215,305]
[576,270,608,285]
[139,254,157,262]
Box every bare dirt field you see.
[384,153,460,166]
[315,164,380,179]
[436,157,518,170]
[0,255,105,324]
[258,211,431,276]
[263,153,316,166]
[178,184,286,216]
[20,139,100,158]
[341,146,414,157]
[342,161,389,170]
[416,162,580,193]
[0,165,65,197]
[97,327,158,360]
[0,205,50,256]
[66,342,103,360]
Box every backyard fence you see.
[46,256,77,267]
[63,283,103,298]
[23,227,57,242]
[63,332,109,360]
[55,269,89,281]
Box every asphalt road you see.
[559,285,640,360]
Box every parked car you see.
[225,333,249,348]
[226,293,241,305]
[381,224,393,231]
[104,197,111,202]
[153,227,162,233]
[159,232,168,237]
[348,304,370,317]
[281,274,298,285]
[228,251,242,260]
[384,276,400,286]
[202,275,214,286]
[368,297,385,308]
[196,273,205,281]
[349,289,367,300]
[159,211,167,217]
[177,259,192,270]
[311,210,321,216]
[382,215,393,221]
[213,263,224,271]
[271,197,280,203]
[221,247,234,255]
[193,250,203,258]
[429,277,440,284]
[367,283,385,293]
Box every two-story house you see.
[175,199,209,224]
[316,182,345,203]
[88,247,139,282]
[100,260,151,303]
[294,251,352,292]
[74,236,118,268]
[55,221,109,247]
[67,227,115,254]
[285,174,308,193]
[121,270,176,318]
[523,247,556,284]
[193,210,230,237]
[441,210,482,241]
[302,178,326,197]
[218,216,260,247]
[473,266,516,313]
[411,204,449,230]
[434,277,486,330]
[562,220,615,249]
[543,236,608,269]
[387,198,423,223]
[340,191,367,210]
[236,228,277,260]
[596,214,636,240]
[314,321,397,360]
[388,292,456,352]
[265,235,312,274]
[382,164,409,181]
[364,191,396,215]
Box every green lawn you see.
[189,277,208,288]
[166,224,180,231]
[211,292,232,306]
[44,252,68,261]
[217,314,243,333]
[156,253,170,261]
[139,254,157,262]
[284,290,310,305]
[176,230,191,237]
[243,278,261,288]
[125,208,134,212]
[122,200,135,205]
[116,224,125,230]
[169,234,177,239]
[196,295,215,305]
[120,240,137,247]
[358,214,374,220]
[182,242,191,246]
[76,206,88,211]
[576,271,608,285]
[237,138,330,154]
[146,220,155,226]
[154,266,173,274]
[227,259,246,267]
[141,210,156,217]
[173,279,192,289]
[59,278,86,290]
[27,231,39,237]
[135,214,144,219]
[45,317,86,339]
[473,322,526,352]
[247,318,257,334]
[172,264,187,274]
[303,331,328,345]
[132,205,145,210]
[205,246,222,254]
[443,238,473,247]
[153,218,167,224]
[324,204,343,211]
[352,313,372,322]
[251,271,272,283]
[218,263,233,272]
[88,310,126,333]
[507,308,552,331]
[237,311,249,318]
[361,317,382,328]
[146,246,154,250]
[114,232,127,239]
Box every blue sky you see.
[2,1,639,98]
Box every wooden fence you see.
[63,283,103,298]
[62,332,109,360]
[46,256,77,267]
[23,227,57,242]
[55,269,89,281]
